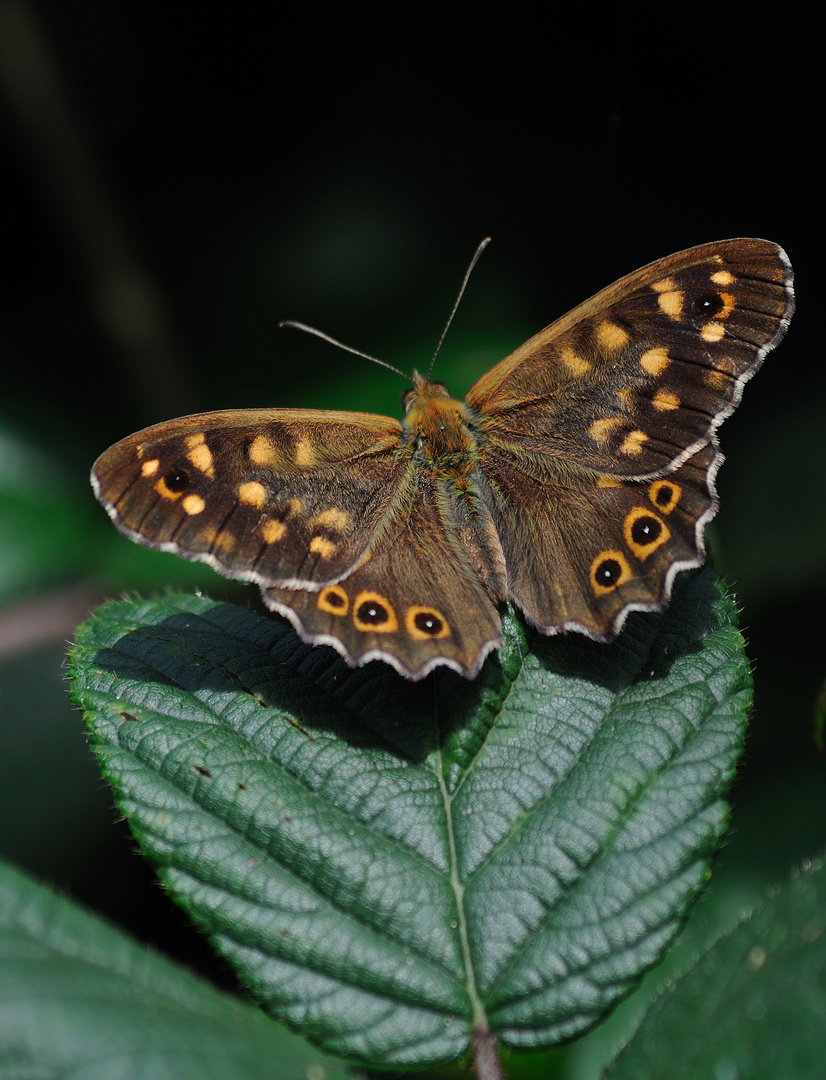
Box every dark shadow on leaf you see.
[527,568,725,693]
[87,568,725,765]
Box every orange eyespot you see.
[591,551,632,596]
[353,592,398,633]
[318,586,349,616]
[649,480,681,514]
[155,469,190,500]
[623,507,670,560]
[405,606,450,640]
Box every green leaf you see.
[607,856,826,1080]
[0,858,351,1079]
[68,569,750,1069]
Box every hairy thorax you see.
[402,374,480,479]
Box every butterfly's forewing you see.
[468,239,793,478]
[467,238,794,640]
[92,408,404,591]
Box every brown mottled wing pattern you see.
[466,239,794,639]
[92,239,794,676]
[468,239,793,476]
[475,439,720,639]
[92,408,404,590]
[265,473,503,680]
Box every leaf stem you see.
[432,689,503,1077]
[472,1025,504,1080]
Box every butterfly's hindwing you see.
[265,472,504,679]
[477,440,718,639]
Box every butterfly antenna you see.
[279,321,410,380]
[426,237,491,381]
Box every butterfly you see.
[92,238,794,680]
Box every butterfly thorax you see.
[402,372,478,476]
[399,372,506,608]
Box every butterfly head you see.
[399,371,473,464]
[402,371,451,413]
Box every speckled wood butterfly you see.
[92,239,794,680]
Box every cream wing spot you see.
[657,291,683,318]
[619,430,648,455]
[261,518,287,543]
[588,417,623,446]
[705,368,729,389]
[309,536,337,559]
[710,269,736,286]
[559,345,591,375]
[187,441,214,478]
[596,321,630,350]
[651,279,684,319]
[249,435,279,466]
[652,390,680,411]
[238,481,267,507]
[640,347,670,377]
[213,531,237,554]
[141,458,160,477]
[295,438,316,467]
[313,508,350,531]
[196,525,217,547]
[181,494,206,515]
[701,322,726,343]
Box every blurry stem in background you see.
[0,0,191,416]
[0,584,101,656]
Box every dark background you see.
[0,3,821,1075]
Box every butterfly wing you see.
[92,408,406,590]
[92,406,503,679]
[92,239,794,672]
[468,238,793,477]
[265,471,503,680]
[475,438,719,639]
[467,239,794,639]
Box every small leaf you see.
[607,856,826,1080]
[0,858,351,1079]
[68,569,750,1068]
